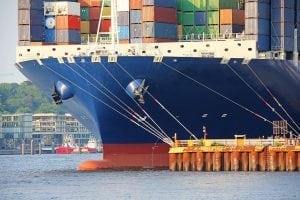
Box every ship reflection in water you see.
[0,154,300,200]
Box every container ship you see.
[16,0,300,170]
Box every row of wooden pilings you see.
[169,145,300,171]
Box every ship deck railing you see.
[80,33,251,45]
[174,138,299,148]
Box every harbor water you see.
[0,154,299,200]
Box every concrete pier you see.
[169,139,300,172]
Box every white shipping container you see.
[44,1,80,16]
[44,2,57,16]
[117,0,129,11]
[18,25,30,41]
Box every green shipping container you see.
[182,12,195,25]
[177,0,182,11]
[207,25,219,34]
[181,0,207,11]
[219,0,242,9]
[80,7,90,21]
[207,0,219,11]
[207,11,219,24]
[194,25,206,34]
[182,0,195,11]
[182,25,194,36]
[194,0,206,11]
[177,11,182,25]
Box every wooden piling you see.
[169,141,300,172]
[286,151,296,171]
[278,152,286,171]
[241,152,249,171]
[213,152,222,171]
[183,152,190,171]
[205,152,212,171]
[169,153,177,171]
[190,152,197,171]
[297,152,300,171]
[249,151,258,171]
[231,151,240,171]
[268,151,277,172]
[223,152,231,171]
[177,153,183,171]
[196,152,204,171]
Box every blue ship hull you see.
[17,56,300,169]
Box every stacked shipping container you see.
[44,1,81,44]
[129,0,142,43]
[18,0,299,54]
[271,0,295,52]
[142,0,177,43]
[177,0,244,39]
[245,0,271,51]
[18,0,44,45]
[117,0,130,43]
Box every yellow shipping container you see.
[80,21,90,33]
[102,6,111,16]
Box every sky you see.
[0,0,27,83]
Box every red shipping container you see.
[130,0,142,10]
[89,19,110,33]
[89,19,99,33]
[101,19,111,32]
[142,6,177,24]
[56,16,80,30]
[90,6,101,20]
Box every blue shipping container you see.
[142,0,177,8]
[257,35,270,51]
[271,22,294,37]
[130,10,142,24]
[245,18,270,35]
[271,0,295,8]
[271,8,294,22]
[142,22,177,39]
[194,12,206,25]
[18,9,44,26]
[31,25,44,41]
[56,30,81,43]
[271,36,294,51]
[118,26,130,39]
[44,29,56,42]
[31,0,44,10]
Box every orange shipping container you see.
[130,0,142,10]
[220,9,245,25]
[79,0,101,7]
[142,6,177,24]
[56,16,80,30]
[90,0,101,7]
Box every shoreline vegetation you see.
[0,82,65,114]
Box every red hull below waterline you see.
[77,143,170,170]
